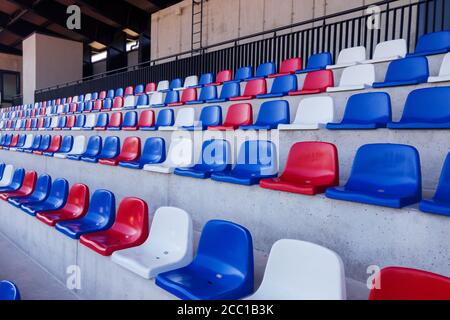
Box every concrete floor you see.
[0,232,78,300]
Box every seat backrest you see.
[59,135,73,153]
[123,111,137,127]
[256,62,276,77]
[373,39,407,60]
[302,70,334,91]
[112,197,149,242]
[84,114,96,128]
[199,105,222,127]
[157,80,169,91]
[70,135,87,154]
[256,100,290,126]
[346,143,421,196]
[124,86,134,96]
[31,135,42,148]
[180,88,197,103]
[115,88,123,97]
[343,92,392,124]
[113,96,124,109]
[100,136,120,158]
[102,98,112,110]
[47,178,69,205]
[20,171,37,194]
[414,30,450,55]
[145,82,156,93]
[198,73,213,86]
[50,116,59,128]
[108,112,123,128]
[0,281,20,300]
[438,52,450,76]
[270,75,297,94]
[369,267,450,300]
[199,85,217,100]
[224,103,253,127]
[198,139,230,171]
[8,168,25,189]
[339,64,375,87]
[39,135,51,150]
[10,134,18,147]
[243,78,267,96]
[155,109,174,128]
[66,115,75,128]
[234,66,253,81]
[170,78,182,90]
[166,137,193,167]
[65,183,90,216]
[48,135,62,151]
[124,95,136,107]
[384,57,429,82]
[183,75,198,88]
[306,52,333,69]
[95,113,109,127]
[84,189,116,227]
[84,135,102,156]
[432,153,450,202]
[75,115,85,128]
[254,239,346,300]
[235,140,278,176]
[32,174,52,201]
[294,96,334,125]
[219,82,240,99]
[23,134,34,148]
[141,137,166,164]
[119,137,141,160]
[164,90,179,104]
[215,70,232,83]
[138,110,155,127]
[400,86,450,123]
[279,58,302,73]
[57,116,66,128]
[336,46,366,64]
[150,92,163,105]
[174,108,195,127]
[93,99,103,111]
[136,94,149,107]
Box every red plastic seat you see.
[30,109,36,117]
[67,97,73,104]
[107,112,123,130]
[369,267,450,300]
[145,82,156,93]
[65,115,75,129]
[9,134,18,147]
[112,97,124,110]
[268,57,302,78]
[92,99,103,112]
[56,98,61,105]
[289,70,334,96]
[260,142,339,195]
[98,91,107,99]
[208,103,253,130]
[36,184,89,227]
[205,69,232,86]
[36,117,44,130]
[229,79,267,101]
[167,88,197,106]
[35,135,62,155]
[25,119,32,131]
[0,171,37,201]
[68,103,77,114]
[137,110,155,129]
[99,136,141,166]
[79,197,149,256]
[124,86,134,96]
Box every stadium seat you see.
[211,140,278,185]
[407,30,450,57]
[145,82,156,94]
[248,62,276,80]
[23,135,41,153]
[208,103,252,130]
[123,95,136,110]
[327,64,375,92]
[36,135,61,155]
[206,82,240,103]
[279,97,334,130]
[0,171,36,201]
[136,94,150,109]
[72,114,86,130]
[99,136,141,166]
[229,79,267,100]
[177,75,198,90]
[122,111,138,130]
[8,174,51,208]
[227,66,253,83]
[206,70,232,86]
[32,134,51,154]
[0,168,24,193]
[156,219,254,300]
[168,88,197,106]
[159,108,195,131]
[40,117,52,131]
[55,189,115,239]
[82,114,96,130]
[53,116,66,131]
[62,115,76,130]
[94,113,108,130]
[68,135,102,161]
[247,239,346,300]
[169,78,183,91]
[260,142,339,195]
[372,57,429,88]
[190,73,213,88]
[92,99,102,112]
[143,137,193,174]
[137,110,155,130]
[325,143,422,208]
[112,206,193,279]
[387,86,450,129]
[124,86,134,96]
[0,281,20,300]
[101,98,112,112]
[296,52,333,73]
[115,88,123,97]
[240,100,290,130]
[135,84,144,95]
[20,178,69,216]
[182,105,222,131]
[47,135,73,157]
[428,52,450,82]
[80,197,149,256]
[268,57,302,77]
[145,109,174,131]
[360,39,407,64]
[185,85,217,104]
[54,135,86,159]
[288,70,334,95]
[369,267,450,300]
[327,46,366,69]
[112,97,124,111]
[327,92,392,129]
[156,80,169,92]
[257,75,297,98]
[82,136,119,163]
[174,139,231,179]
[155,90,178,108]
[119,137,166,169]
[106,112,123,130]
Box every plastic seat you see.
[211,140,278,185]
[208,103,252,130]
[23,135,41,153]
[327,92,392,129]
[0,168,24,193]
[185,86,217,104]
[106,112,123,130]
[82,113,96,130]
[112,206,193,279]
[119,137,166,169]
[94,113,108,130]
[327,46,366,69]
[168,88,197,106]
[101,98,112,112]
[137,110,155,130]
[206,82,240,103]
[122,111,138,130]
[372,57,429,88]
[177,75,198,90]
[296,52,333,73]
[247,62,276,80]
[144,109,174,131]
[156,90,179,107]
[260,142,339,195]
[279,96,334,130]
[360,39,407,64]
[53,116,66,131]
[325,143,422,208]
[99,136,141,166]
[134,84,144,95]
[240,100,290,130]
[159,108,196,131]
[257,75,297,98]
[369,267,450,300]
[124,86,134,96]
[268,58,302,77]
[111,97,124,111]
[182,105,222,131]
[144,83,155,94]
[136,94,150,109]
[328,64,375,92]
[68,135,102,161]
[407,30,450,57]
[20,178,69,216]
[48,135,73,157]
[143,137,193,174]
[82,136,119,163]
[428,52,450,83]
[80,197,149,256]
[149,91,164,107]
[92,99,102,112]
[289,70,334,95]
[174,139,231,179]
[72,114,86,130]
[115,88,124,97]
[54,135,86,159]
[227,66,252,83]
[8,174,51,208]
[229,79,267,101]
[123,95,137,110]
[247,239,346,300]
[168,78,183,91]
[55,189,115,239]
[387,87,450,129]
[191,73,213,87]
[0,281,20,300]
[32,134,51,154]
[205,70,232,86]
[156,220,254,300]
[37,135,61,155]
[0,171,36,201]
[156,80,170,92]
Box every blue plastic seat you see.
[256,75,297,98]
[211,140,278,185]
[227,66,253,83]
[82,136,119,163]
[74,114,86,129]
[174,140,231,179]
[42,117,51,130]
[84,101,93,113]
[156,220,254,300]
[170,78,182,90]
[75,103,84,113]
[296,52,333,74]
[8,174,51,208]
[325,143,422,208]
[136,94,148,108]
[68,135,102,161]
[119,137,166,169]
[122,111,138,130]
[240,100,290,130]
[327,92,392,129]
[190,73,213,88]
[47,135,73,157]
[0,168,24,193]
[372,57,429,88]
[23,135,41,153]
[387,86,450,129]
[94,113,109,130]
[20,178,69,216]
[183,105,222,131]
[186,86,217,104]
[0,281,20,300]
[206,82,240,103]
[15,134,26,148]
[115,88,124,97]
[33,134,51,153]
[247,62,276,80]
[107,89,115,99]
[102,98,113,112]
[154,90,179,108]
[55,189,116,239]
[407,30,450,57]
[143,109,174,131]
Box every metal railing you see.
[34,0,449,102]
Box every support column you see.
[106,31,127,72]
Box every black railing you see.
[34,0,450,103]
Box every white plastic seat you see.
[278,97,334,130]
[326,46,366,69]
[149,92,164,106]
[156,80,169,92]
[246,239,346,300]
[112,206,193,279]
[0,165,14,187]
[326,64,375,92]
[123,95,137,108]
[79,113,96,130]
[54,135,86,159]
[159,108,196,131]
[45,116,59,130]
[428,52,450,83]
[359,39,407,64]
[72,96,79,103]
[15,120,21,130]
[56,105,64,114]
[45,107,52,116]
[10,134,33,151]
[175,75,198,91]
[144,137,194,174]
[84,93,92,101]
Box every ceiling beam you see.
[0,42,22,55]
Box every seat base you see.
[419,199,450,216]
[326,122,385,130]
[278,123,320,130]
[211,172,277,186]
[260,178,332,195]
[326,85,366,92]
